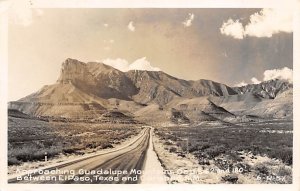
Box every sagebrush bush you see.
[156,121,293,166]
[8,117,141,165]
[254,163,269,175]
[169,147,177,153]
[10,146,62,162]
[205,145,227,158]
[8,156,21,165]
[277,166,292,177]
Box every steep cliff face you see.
[56,58,138,100]
[57,58,93,84]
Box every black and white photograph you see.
[1,0,299,188]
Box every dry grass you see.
[155,120,293,165]
[8,116,142,165]
[155,119,293,183]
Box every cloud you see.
[245,9,292,38]
[102,57,161,72]
[183,13,195,27]
[103,23,109,27]
[263,67,293,83]
[235,81,247,87]
[220,19,244,39]
[129,57,161,71]
[127,21,135,32]
[235,67,293,86]
[101,58,129,71]
[251,77,261,84]
[220,8,293,39]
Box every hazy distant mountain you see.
[233,79,292,99]
[213,79,293,119]
[8,58,293,121]
[241,88,293,119]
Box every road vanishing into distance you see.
[8,127,151,184]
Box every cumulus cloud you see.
[235,67,293,86]
[220,19,244,39]
[183,13,195,27]
[129,57,161,71]
[220,8,293,39]
[263,67,293,83]
[101,58,129,71]
[102,57,161,72]
[127,21,135,32]
[251,77,261,84]
[235,81,247,87]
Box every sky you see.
[7,6,293,101]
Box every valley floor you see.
[153,120,293,184]
[8,116,293,184]
[8,117,142,176]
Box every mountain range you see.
[8,58,293,124]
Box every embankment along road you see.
[8,127,151,184]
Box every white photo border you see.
[0,0,299,191]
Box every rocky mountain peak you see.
[233,79,292,99]
[9,58,293,120]
[57,58,88,83]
